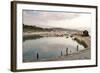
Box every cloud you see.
[23,10,80,25]
[38,11,80,20]
[22,10,91,31]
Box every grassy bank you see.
[73,37,88,48]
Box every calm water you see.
[23,36,85,62]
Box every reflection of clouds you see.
[23,37,86,62]
[23,37,84,53]
[39,44,67,52]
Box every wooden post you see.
[37,52,39,60]
[77,45,79,52]
[61,50,63,56]
[66,48,68,55]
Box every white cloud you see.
[23,10,91,31]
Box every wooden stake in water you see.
[66,48,68,55]
[61,50,63,56]
[77,45,79,52]
[37,52,39,60]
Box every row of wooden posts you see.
[61,45,79,56]
[36,45,79,60]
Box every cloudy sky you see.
[23,10,91,31]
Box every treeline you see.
[23,24,52,32]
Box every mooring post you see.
[37,52,39,60]
[61,50,63,56]
[77,45,79,52]
[66,48,68,55]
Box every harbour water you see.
[23,36,85,62]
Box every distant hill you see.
[51,28,81,32]
[23,24,53,32]
[23,24,81,32]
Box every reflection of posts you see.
[66,48,68,55]
[37,52,39,60]
[77,45,79,52]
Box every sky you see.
[23,10,91,31]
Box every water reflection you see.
[23,35,43,41]
[23,36,85,62]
